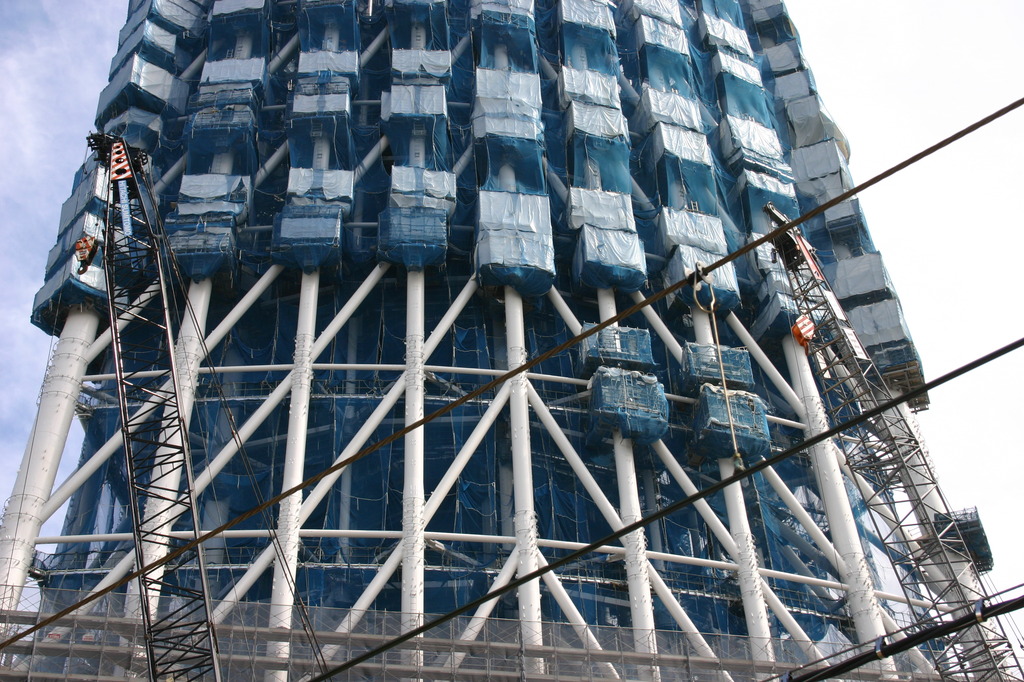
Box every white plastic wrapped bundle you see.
[297,51,359,78]
[46,212,106,279]
[617,0,683,29]
[847,299,913,347]
[566,101,628,138]
[790,139,849,181]
[712,52,762,86]
[719,115,787,168]
[470,0,534,18]
[212,0,265,17]
[176,174,251,215]
[59,163,110,232]
[559,68,620,109]
[774,69,815,100]
[559,0,616,33]
[573,223,647,291]
[98,53,189,119]
[292,87,351,116]
[390,167,456,214]
[634,15,688,53]
[201,58,267,85]
[633,87,702,133]
[382,85,448,117]
[732,169,799,234]
[391,49,453,81]
[568,188,635,232]
[651,123,713,165]
[475,192,555,295]
[121,0,210,40]
[763,41,804,75]
[473,69,542,139]
[287,169,354,202]
[665,244,741,310]
[700,13,753,59]
[784,95,847,152]
[830,253,894,301]
[659,208,726,255]
[110,20,179,77]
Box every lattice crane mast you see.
[86,134,221,681]
[764,203,1021,681]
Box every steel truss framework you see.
[1,0,1021,679]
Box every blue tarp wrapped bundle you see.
[846,299,922,372]
[382,85,450,169]
[681,343,754,393]
[165,213,237,280]
[576,324,656,377]
[713,52,773,128]
[386,0,450,51]
[200,0,270,91]
[827,252,894,306]
[664,244,740,312]
[475,136,546,194]
[272,204,343,271]
[110,17,189,78]
[587,366,669,446]
[731,169,800,235]
[474,191,554,296]
[297,0,360,54]
[692,384,770,460]
[792,139,853,204]
[644,124,717,214]
[823,199,875,256]
[378,206,449,269]
[628,14,695,99]
[101,108,163,152]
[475,11,538,72]
[566,103,632,194]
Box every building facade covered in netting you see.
[1,0,1018,679]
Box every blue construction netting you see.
[25,0,935,662]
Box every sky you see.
[0,0,1022,655]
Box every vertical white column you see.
[782,335,887,644]
[598,289,660,678]
[401,270,427,672]
[504,288,546,675]
[266,270,320,680]
[692,309,774,662]
[0,306,100,610]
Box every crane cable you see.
[2,93,1023,663]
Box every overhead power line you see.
[2,94,1023,665]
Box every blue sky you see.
[0,0,1022,653]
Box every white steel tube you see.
[692,308,774,662]
[359,27,389,68]
[0,306,100,610]
[546,287,583,335]
[321,384,513,659]
[217,274,474,621]
[401,270,427,672]
[782,335,887,644]
[266,270,319,678]
[440,553,519,672]
[268,35,299,74]
[628,290,683,363]
[504,288,545,676]
[719,458,774,663]
[44,265,285,518]
[597,290,659,677]
[651,440,823,661]
[536,553,621,680]
[354,135,388,184]
[527,387,726,664]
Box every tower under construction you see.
[1,0,1019,679]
